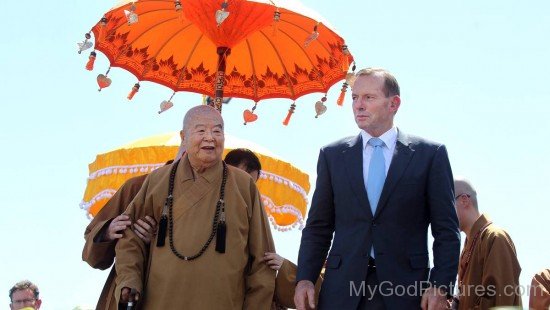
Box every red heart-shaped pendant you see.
[243,109,258,123]
[97,74,112,91]
[315,100,327,118]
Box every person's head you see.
[352,68,401,137]
[454,177,480,233]
[9,280,41,310]
[224,148,262,181]
[179,105,225,171]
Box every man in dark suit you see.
[294,68,460,310]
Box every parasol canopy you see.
[80,0,355,119]
[81,132,310,231]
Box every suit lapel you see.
[344,134,373,218]
[374,130,415,218]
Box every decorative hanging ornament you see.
[315,95,327,118]
[158,100,173,114]
[282,102,297,126]
[336,82,349,106]
[175,0,184,22]
[337,62,356,105]
[124,2,139,25]
[215,1,230,27]
[77,32,93,54]
[341,44,351,72]
[127,83,140,100]
[85,51,97,71]
[158,92,176,114]
[304,23,320,47]
[345,62,357,87]
[97,67,112,91]
[97,74,112,91]
[243,102,259,125]
[97,16,108,42]
[272,7,280,36]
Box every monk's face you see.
[185,111,225,170]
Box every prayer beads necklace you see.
[157,158,228,261]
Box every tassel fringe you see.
[215,221,226,253]
[156,215,167,247]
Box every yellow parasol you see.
[81,132,310,231]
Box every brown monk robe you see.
[530,269,550,310]
[454,178,521,310]
[457,214,522,309]
[82,174,147,310]
[115,154,275,309]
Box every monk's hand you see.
[262,252,284,270]
[421,286,448,310]
[104,214,132,241]
[120,287,140,304]
[294,280,316,310]
[134,215,157,245]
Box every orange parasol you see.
[80,0,355,122]
[81,132,310,231]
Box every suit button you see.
[372,221,377,227]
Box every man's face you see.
[352,74,400,136]
[185,112,224,169]
[10,289,41,310]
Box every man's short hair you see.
[9,280,39,301]
[356,67,400,97]
[224,148,262,174]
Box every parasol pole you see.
[212,47,231,112]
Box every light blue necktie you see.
[367,137,386,215]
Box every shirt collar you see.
[361,126,398,149]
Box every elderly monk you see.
[115,105,275,309]
[453,177,522,310]
[530,269,550,310]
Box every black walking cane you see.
[126,288,138,310]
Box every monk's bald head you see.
[181,105,225,171]
[182,105,224,135]
[454,177,478,210]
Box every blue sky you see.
[1,0,549,308]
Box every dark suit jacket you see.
[297,130,460,309]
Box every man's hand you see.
[294,280,316,310]
[133,216,157,245]
[262,252,284,270]
[104,214,132,241]
[120,287,140,303]
[421,286,449,310]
